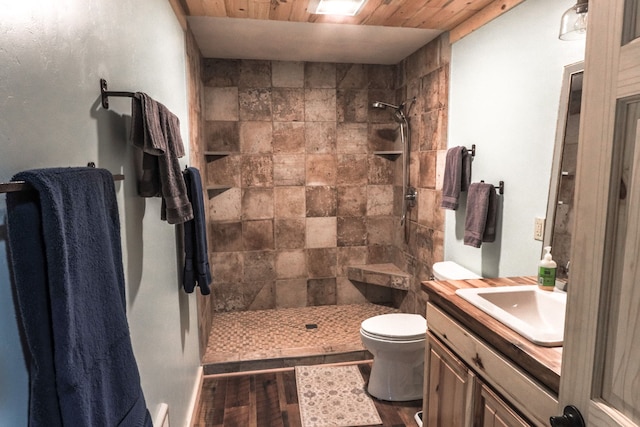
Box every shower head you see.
[372,97,416,113]
[372,100,406,122]
[393,109,406,123]
[372,101,401,110]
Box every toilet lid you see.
[361,313,426,340]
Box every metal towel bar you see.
[100,78,134,109]
[0,163,124,194]
[480,180,505,195]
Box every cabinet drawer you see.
[426,303,557,427]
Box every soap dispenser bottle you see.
[538,246,557,291]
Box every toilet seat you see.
[361,313,426,341]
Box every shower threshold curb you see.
[202,349,373,375]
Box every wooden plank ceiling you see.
[180,0,526,42]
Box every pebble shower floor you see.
[202,303,399,370]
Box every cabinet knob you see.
[549,405,585,427]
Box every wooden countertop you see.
[421,276,562,394]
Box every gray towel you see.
[441,146,472,210]
[461,149,472,192]
[464,182,498,248]
[131,92,193,224]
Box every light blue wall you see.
[445,0,586,278]
[0,1,201,426]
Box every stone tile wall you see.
[184,28,211,357]
[200,34,450,314]
[203,59,402,312]
[392,34,450,315]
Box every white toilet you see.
[360,313,426,401]
[359,262,480,402]
[432,261,481,281]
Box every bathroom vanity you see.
[421,277,562,427]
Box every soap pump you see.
[538,246,557,291]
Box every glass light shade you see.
[559,3,588,40]
[312,0,367,16]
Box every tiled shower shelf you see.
[373,150,402,157]
[205,185,232,197]
[204,151,231,156]
[347,263,411,290]
[205,151,232,196]
[206,185,232,190]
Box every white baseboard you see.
[183,366,204,427]
[153,402,170,427]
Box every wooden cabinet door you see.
[424,332,475,427]
[475,383,530,427]
[559,0,640,425]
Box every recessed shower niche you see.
[204,151,232,195]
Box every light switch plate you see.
[534,217,545,241]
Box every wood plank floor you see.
[193,362,422,427]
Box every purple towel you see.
[441,146,472,210]
[464,182,498,248]
[131,92,193,224]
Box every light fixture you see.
[559,0,588,40]
[309,0,367,16]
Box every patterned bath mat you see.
[295,364,382,427]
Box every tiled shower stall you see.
[189,34,451,356]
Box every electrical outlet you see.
[534,217,545,241]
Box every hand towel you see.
[6,167,152,427]
[461,149,472,192]
[131,92,193,224]
[441,146,472,210]
[464,182,498,248]
[482,187,498,243]
[183,167,212,295]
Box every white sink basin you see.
[455,285,566,347]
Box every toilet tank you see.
[432,261,481,280]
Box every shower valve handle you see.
[405,187,417,201]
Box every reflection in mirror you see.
[544,61,583,284]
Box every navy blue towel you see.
[182,167,211,295]
[6,167,152,427]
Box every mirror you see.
[544,61,584,283]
